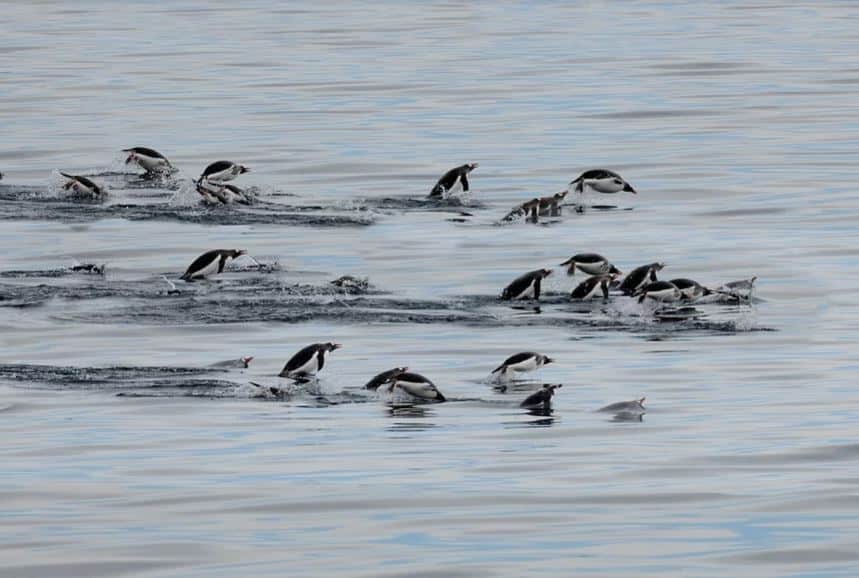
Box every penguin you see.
[520,384,562,410]
[69,263,105,275]
[618,262,665,295]
[364,366,409,390]
[180,249,247,281]
[598,397,646,413]
[279,342,341,378]
[570,274,616,301]
[636,280,682,303]
[537,190,568,215]
[502,198,540,223]
[209,356,254,369]
[384,371,446,402]
[195,181,251,205]
[122,147,175,174]
[491,352,554,380]
[669,278,712,301]
[568,169,637,195]
[428,163,478,198]
[559,253,621,277]
[501,268,553,300]
[199,160,249,184]
[60,172,105,198]
[715,276,757,301]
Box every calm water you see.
[2,2,859,576]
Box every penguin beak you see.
[544,357,554,364]
[125,154,134,164]
[331,343,342,350]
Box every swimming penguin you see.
[669,278,712,301]
[195,181,251,205]
[384,371,446,402]
[501,268,553,300]
[570,274,616,301]
[279,342,342,379]
[491,352,554,380]
[364,366,409,390]
[199,160,249,184]
[559,253,621,277]
[502,198,540,223]
[618,262,665,295]
[636,280,682,303]
[428,163,478,198]
[714,276,757,302]
[180,249,247,281]
[598,397,646,413]
[209,356,254,369]
[122,147,175,174]
[520,384,562,410]
[60,172,105,198]
[537,190,568,215]
[568,169,637,195]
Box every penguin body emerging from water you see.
[571,274,616,301]
[123,147,175,174]
[636,280,682,303]
[669,278,712,301]
[619,262,665,295]
[199,160,249,184]
[384,371,446,402]
[568,169,637,195]
[429,163,478,198]
[501,268,553,300]
[491,352,554,380]
[559,253,620,277]
[364,366,409,390]
[60,172,105,198]
[520,384,562,410]
[537,190,568,215]
[279,342,341,378]
[180,249,247,281]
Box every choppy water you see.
[2,2,859,576]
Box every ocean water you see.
[2,1,859,576]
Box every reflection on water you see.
[1,0,859,576]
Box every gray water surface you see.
[2,2,859,577]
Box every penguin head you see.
[623,181,637,194]
[241,356,254,368]
[238,165,250,174]
[324,342,342,352]
[539,268,553,278]
[553,190,568,202]
[653,262,666,271]
[609,265,623,276]
[124,150,136,164]
[541,355,554,365]
[464,162,479,173]
[227,249,247,259]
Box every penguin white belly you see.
[289,355,320,376]
[577,262,606,275]
[395,381,437,399]
[443,178,464,199]
[507,357,539,373]
[193,258,221,279]
[587,178,623,194]
[648,288,679,302]
[138,156,167,172]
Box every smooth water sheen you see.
[2,2,859,577]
